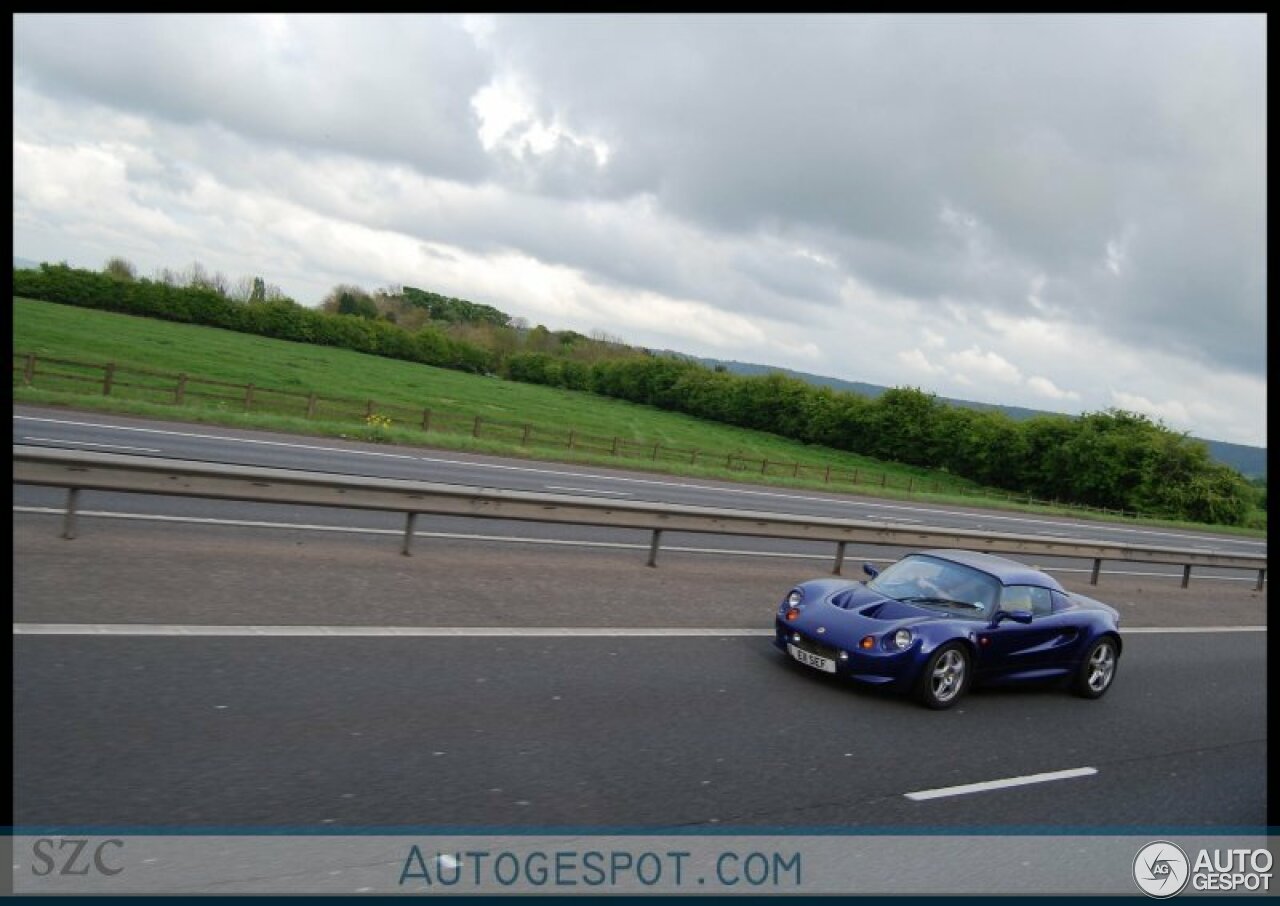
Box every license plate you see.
[788,643,836,673]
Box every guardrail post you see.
[102,363,116,396]
[647,529,663,567]
[402,512,418,556]
[23,353,35,385]
[1257,569,1267,591]
[1181,564,1192,589]
[175,374,187,405]
[62,488,80,540]
[833,541,847,576]
[1090,558,1102,585]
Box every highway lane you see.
[12,632,1266,828]
[13,404,1267,557]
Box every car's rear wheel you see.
[1071,636,1118,699]
[917,643,970,710]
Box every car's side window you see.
[1002,585,1053,616]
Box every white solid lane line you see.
[904,767,1098,801]
[10,624,1264,637]
[22,436,161,453]
[12,624,768,637]
[544,486,632,496]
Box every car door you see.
[976,585,1081,681]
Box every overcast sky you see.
[12,14,1267,447]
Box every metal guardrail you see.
[12,445,1268,590]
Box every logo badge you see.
[1133,841,1190,898]
[816,627,826,634]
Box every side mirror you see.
[862,562,880,579]
[993,609,1033,626]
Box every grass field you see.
[11,296,1265,536]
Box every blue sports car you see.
[773,549,1122,709]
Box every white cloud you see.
[1027,375,1080,401]
[945,347,1023,385]
[898,348,944,375]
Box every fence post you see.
[611,437,620,456]
[908,478,914,492]
[366,400,375,419]
[726,454,734,469]
[175,374,187,405]
[1181,564,1192,589]
[1090,559,1102,585]
[880,472,886,487]
[244,383,255,411]
[421,409,431,432]
[824,465,831,483]
[102,363,116,396]
[473,416,482,438]
[832,541,847,576]
[652,443,660,461]
[792,462,799,478]
[307,394,318,419]
[521,424,531,446]
[568,430,575,449]
[402,513,418,556]
[853,469,859,484]
[1257,569,1267,592]
[23,353,35,385]
[690,450,697,465]
[761,459,768,475]
[647,529,663,567]
[62,488,80,540]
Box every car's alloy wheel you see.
[918,643,969,709]
[1072,637,1118,699]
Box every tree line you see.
[12,259,1260,526]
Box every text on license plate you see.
[788,643,836,673]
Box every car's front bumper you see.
[773,618,917,689]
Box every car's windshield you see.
[867,555,999,617]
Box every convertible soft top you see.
[916,549,1066,591]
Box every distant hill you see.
[13,256,41,271]
[693,357,1267,478]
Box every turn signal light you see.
[786,608,801,621]
[859,636,875,650]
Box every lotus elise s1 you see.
[773,549,1122,709]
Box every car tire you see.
[1071,636,1119,699]
[916,642,971,710]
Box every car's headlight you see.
[786,589,804,606]
[891,629,914,650]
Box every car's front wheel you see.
[917,642,971,710]
[1071,636,1119,699]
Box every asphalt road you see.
[12,632,1266,829]
[13,404,1268,557]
